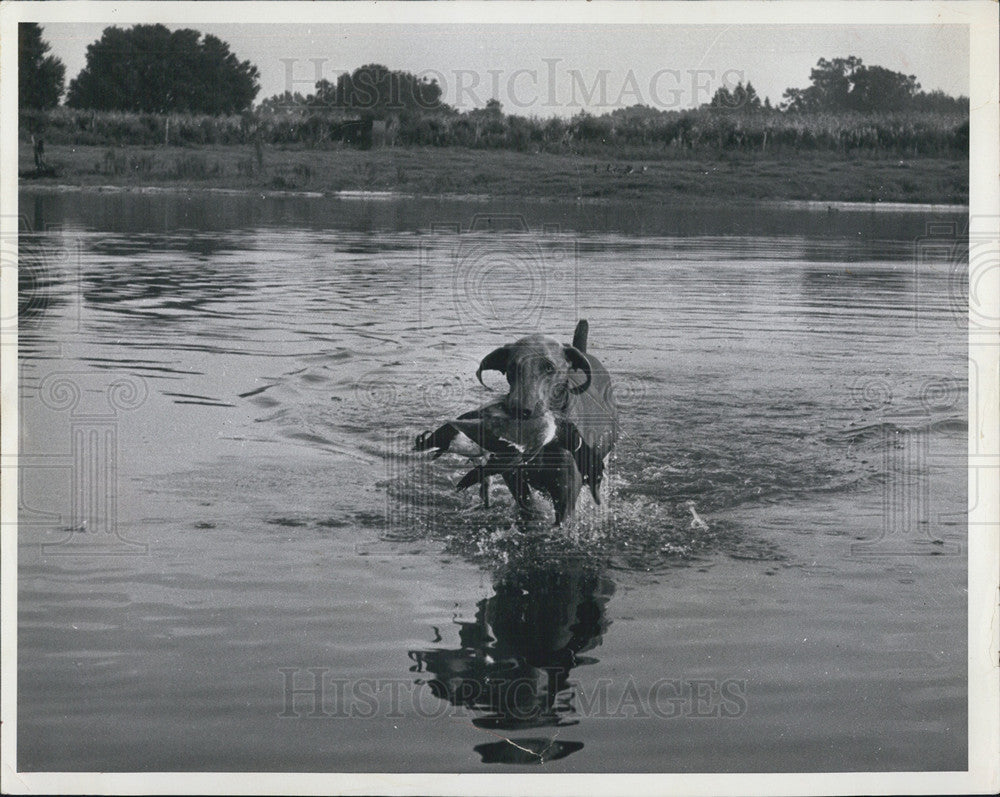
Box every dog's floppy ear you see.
[562,345,592,394]
[477,346,511,387]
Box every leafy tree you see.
[312,64,443,117]
[258,91,308,115]
[543,115,568,144]
[66,24,259,114]
[782,56,921,112]
[708,81,762,112]
[909,89,969,113]
[19,23,65,109]
[570,112,613,142]
[483,98,503,116]
[609,104,665,123]
[741,81,763,110]
[708,85,736,109]
[782,56,861,111]
[849,65,919,111]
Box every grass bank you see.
[19,143,968,205]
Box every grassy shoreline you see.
[19,143,968,205]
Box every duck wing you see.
[414,422,460,459]
[447,419,522,457]
[558,352,617,502]
[414,403,514,459]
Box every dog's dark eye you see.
[543,362,555,374]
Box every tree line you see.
[19,22,968,158]
[21,23,968,116]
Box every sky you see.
[42,22,970,116]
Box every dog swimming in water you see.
[414,320,618,524]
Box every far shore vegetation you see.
[19,23,969,205]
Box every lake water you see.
[17,189,968,772]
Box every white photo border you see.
[1,3,997,795]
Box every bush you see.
[19,106,969,158]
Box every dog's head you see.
[476,334,591,419]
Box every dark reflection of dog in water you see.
[408,557,614,764]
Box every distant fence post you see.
[164,117,170,147]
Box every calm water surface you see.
[18,190,967,772]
